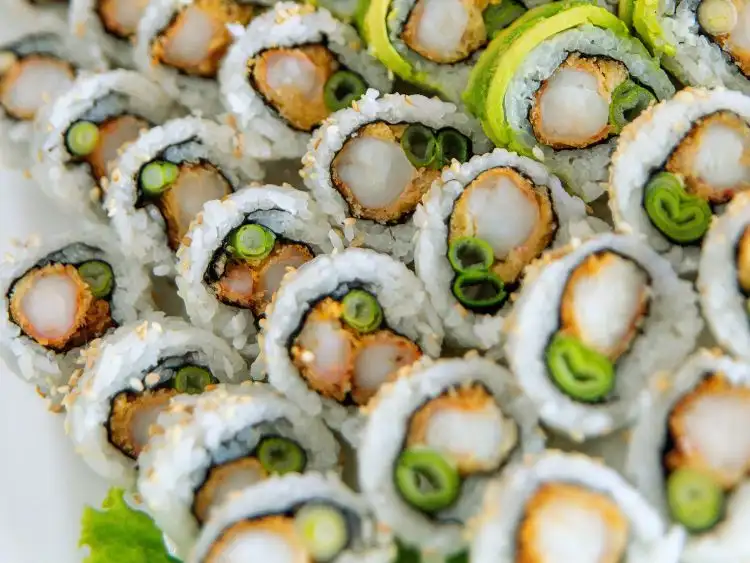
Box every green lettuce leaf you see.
[79,488,181,563]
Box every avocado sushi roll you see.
[190,472,394,563]
[465,1,675,201]
[0,228,154,404]
[176,184,340,360]
[33,70,178,220]
[104,116,264,277]
[220,2,392,160]
[358,355,545,557]
[415,148,605,354]
[138,383,341,559]
[626,349,750,563]
[505,233,702,441]
[364,0,528,104]
[135,0,275,117]
[610,87,750,273]
[263,247,443,443]
[698,191,750,361]
[471,451,685,563]
[302,90,490,261]
[65,314,248,485]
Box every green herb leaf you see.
[79,488,181,563]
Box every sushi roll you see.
[471,451,685,563]
[65,314,248,485]
[0,228,154,404]
[626,349,750,563]
[220,2,393,160]
[302,90,491,261]
[364,0,528,103]
[190,472,394,563]
[313,0,368,24]
[104,116,264,277]
[70,0,151,68]
[138,383,341,559]
[176,185,340,360]
[0,5,107,165]
[358,355,546,557]
[1,0,69,24]
[134,0,277,117]
[699,191,750,361]
[33,70,178,219]
[465,1,676,201]
[414,148,606,354]
[263,247,444,443]
[505,233,702,441]
[610,87,750,273]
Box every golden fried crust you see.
[109,387,177,459]
[97,0,148,39]
[666,111,750,204]
[705,0,750,76]
[332,122,440,223]
[250,45,338,132]
[193,457,268,524]
[205,515,309,563]
[737,225,750,293]
[0,55,75,120]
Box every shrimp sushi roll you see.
[33,70,178,220]
[1,0,69,24]
[104,116,264,277]
[138,383,341,559]
[0,228,154,404]
[415,148,605,355]
[626,349,750,563]
[263,247,443,443]
[190,472,394,563]
[133,0,277,117]
[65,314,248,485]
[465,2,675,201]
[471,451,685,563]
[69,0,150,68]
[610,87,750,273]
[358,355,545,557]
[313,0,368,23]
[176,185,340,360]
[302,90,490,261]
[220,2,392,160]
[505,233,702,441]
[698,192,750,361]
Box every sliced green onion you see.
[644,172,712,244]
[452,271,507,311]
[77,260,114,298]
[65,121,100,157]
[323,70,367,112]
[294,503,349,561]
[698,0,738,35]
[395,447,460,513]
[545,333,615,403]
[609,79,656,133]
[667,467,725,533]
[173,365,215,394]
[483,0,527,38]
[256,436,307,475]
[139,160,180,197]
[228,224,276,261]
[436,128,471,167]
[448,236,494,273]
[341,289,383,333]
[401,124,438,168]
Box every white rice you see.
[220,2,392,160]
[263,247,444,444]
[64,313,249,486]
[625,348,750,563]
[610,87,750,273]
[414,148,608,355]
[0,227,155,403]
[470,450,686,563]
[176,184,340,361]
[302,89,491,262]
[138,382,341,559]
[358,355,546,556]
[32,69,179,221]
[504,233,703,441]
[104,115,264,277]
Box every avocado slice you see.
[633,0,676,57]
[619,0,635,26]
